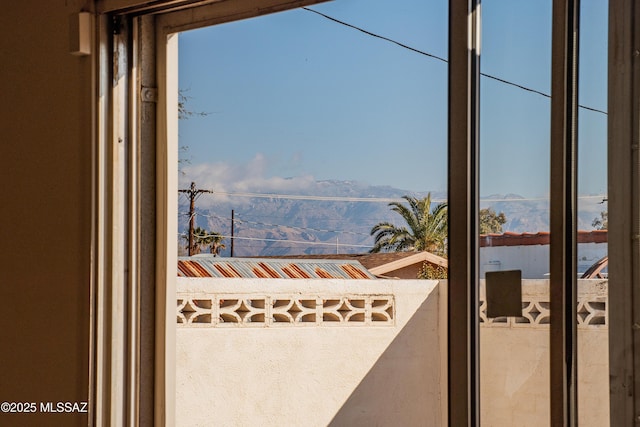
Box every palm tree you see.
[208,232,227,256]
[186,227,211,255]
[186,227,226,255]
[370,194,448,255]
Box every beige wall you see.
[0,1,93,425]
[176,278,444,427]
[480,280,610,426]
[481,328,609,426]
[176,279,610,427]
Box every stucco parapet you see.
[176,278,438,327]
[479,279,607,328]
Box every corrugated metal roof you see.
[260,251,446,277]
[257,251,445,270]
[177,257,376,279]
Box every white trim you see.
[93,14,133,426]
[153,27,179,426]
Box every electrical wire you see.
[302,7,448,64]
[177,9,611,253]
[177,232,372,248]
[178,192,607,247]
[178,211,373,237]
[302,7,608,116]
[235,214,370,236]
[178,191,606,203]
[197,190,422,203]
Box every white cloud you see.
[179,153,319,208]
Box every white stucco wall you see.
[176,278,444,427]
[480,245,550,279]
[480,242,607,278]
[480,280,609,427]
[176,279,609,426]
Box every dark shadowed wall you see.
[0,1,93,425]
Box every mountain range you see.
[177,180,606,257]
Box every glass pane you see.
[177,1,448,259]
[479,1,552,425]
[174,0,449,424]
[577,0,609,424]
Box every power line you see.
[179,207,426,226]
[195,190,422,203]
[177,232,372,249]
[181,210,372,236]
[177,190,606,204]
[302,7,608,116]
[234,214,370,236]
[176,193,607,246]
[178,209,414,231]
[480,194,607,203]
[302,7,448,64]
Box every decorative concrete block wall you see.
[176,278,609,426]
[176,278,444,427]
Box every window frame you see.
[92,0,640,425]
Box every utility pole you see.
[178,182,213,256]
[230,209,235,257]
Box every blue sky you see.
[178,0,607,200]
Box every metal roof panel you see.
[177,257,376,279]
